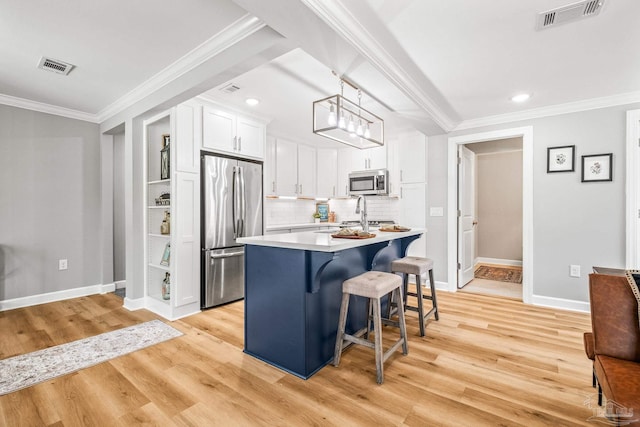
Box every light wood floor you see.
[0,291,596,426]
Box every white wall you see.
[113,132,126,282]
[0,105,101,300]
[428,102,640,305]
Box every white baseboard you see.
[115,280,126,289]
[0,283,116,312]
[475,257,523,267]
[530,294,590,313]
[123,297,145,311]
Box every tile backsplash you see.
[265,197,399,226]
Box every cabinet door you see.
[336,147,352,197]
[399,183,427,258]
[202,107,236,153]
[386,137,400,197]
[264,136,277,196]
[176,103,200,173]
[275,139,298,197]
[398,131,426,183]
[351,149,367,171]
[174,172,200,307]
[237,115,265,159]
[316,148,337,198]
[297,144,316,198]
[368,145,387,170]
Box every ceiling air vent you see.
[37,56,74,75]
[220,84,240,94]
[537,0,605,30]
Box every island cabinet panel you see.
[243,234,421,379]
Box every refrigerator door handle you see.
[232,166,239,239]
[210,250,244,261]
[239,166,246,237]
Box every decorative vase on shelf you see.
[160,211,170,235]
[161,272,170,300]
[314,218,320,223]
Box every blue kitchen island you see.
[237,228,424,379]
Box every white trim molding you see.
[0,93,98,123]
[530,295,590,313]
[627,109,640,268]
[456,90,640,131]
[123,297,145,312]
[448,126,533,304]
[0,283,116,312]
[475,257,523,267]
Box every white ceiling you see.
[2,0,639,138]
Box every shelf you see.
[148,179,171,185]
[148,205,171,209]
[148,263,170,272]
[148,233,171,238]
[148,293,170,305]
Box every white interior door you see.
[458,145,476,288]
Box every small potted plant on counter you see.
[313,212,321,223]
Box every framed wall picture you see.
[582,153,613,182]
[316,202,329,222]
[547,145,575,173]
[160,242,171,266]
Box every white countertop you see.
[238,228,425,252]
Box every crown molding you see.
[455,90,640,131]
[95,14,266,123]
[0,93,98,123]
[300,0,458,133]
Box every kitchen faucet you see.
[355,195,369,233]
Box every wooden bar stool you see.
[333,271,408,384]
[391,257,439,337]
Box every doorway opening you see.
[447,126,533,304]
[457,138,523,299]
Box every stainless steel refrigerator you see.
[201,153,263,308]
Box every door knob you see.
[472,221,478,226]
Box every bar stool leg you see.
[402,273,409,312]
[333,292,350,367]
[428,268,439,320]
[395,287,408,355]
[372,297,384,384]
[414,274,426,337]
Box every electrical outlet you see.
[570,264,580,278]
[58,259,68,271]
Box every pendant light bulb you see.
[356,120,363,136]
[338,111,346,129]
[347,115,355,132]
[327,103,337,126]
[364,123,371,139]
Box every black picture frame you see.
[160,134,170,180]
[582,153,613,182]
[546,145,575,173]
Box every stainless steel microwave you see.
[348,169,389,196]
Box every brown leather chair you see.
[589,273,640,425]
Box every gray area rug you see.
[0,320,183,395]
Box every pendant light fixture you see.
[312,74,384,149]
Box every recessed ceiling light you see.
[511,93,531,103]
[245,98,259,106]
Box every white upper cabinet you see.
[297,144,316,198]
[264,136,277,196]
[202,104,265,160]
[397,131,426,183]
[336,147,352,197]
[236,115,265,159]
[275,138,298,197]
[351,145,387,171]
[316,148,337,198]
[273,138,316,198]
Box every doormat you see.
[0,320,182,395]
[474,265,522,284]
